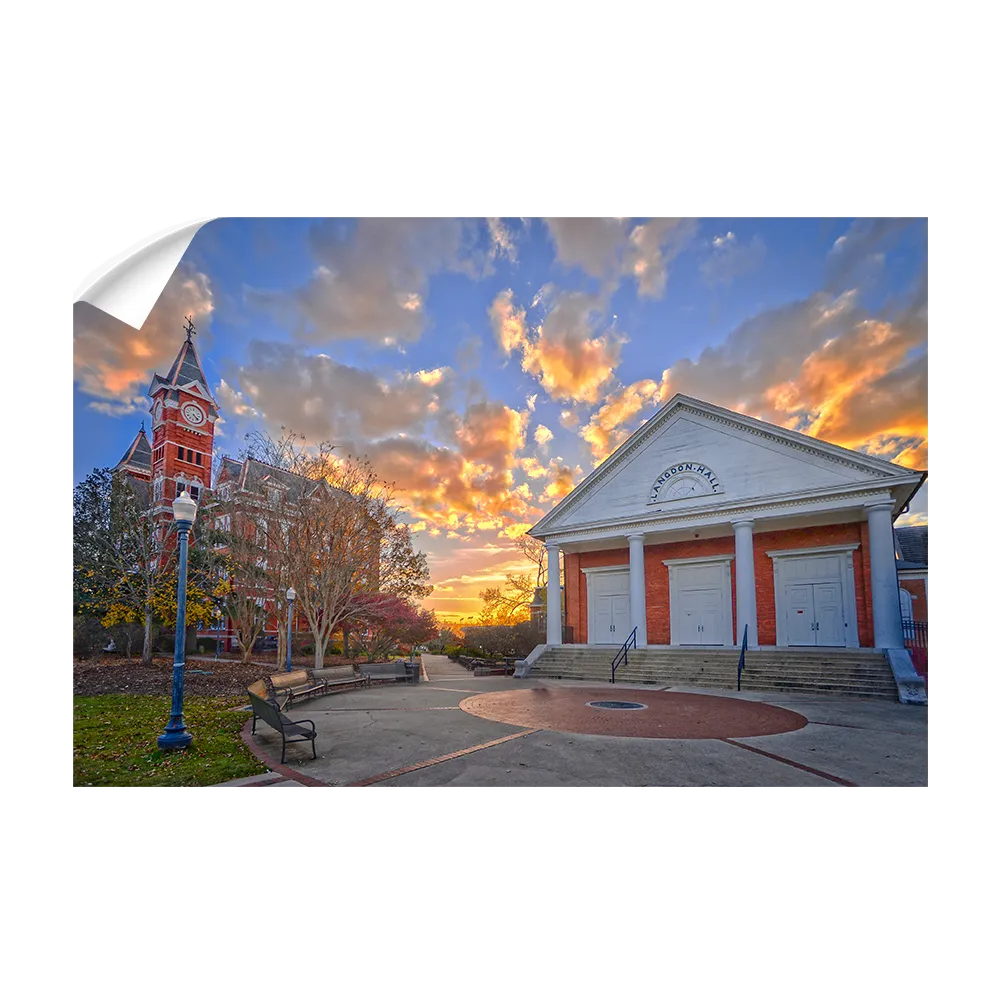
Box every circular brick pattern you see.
[460,687,807,739]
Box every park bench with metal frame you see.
[247,687,318,764]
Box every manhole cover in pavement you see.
[587,700,647,711]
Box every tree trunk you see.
[343,626,350,659]
[142,608,154,664]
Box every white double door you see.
[593,594,631,644]
[589,570,631,644]
[669,561,732,646]
[674,586,726,645]
[785,581,845,646]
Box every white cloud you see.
[545,217,696,297]
[246,218,487,345]
[700,231,767,287]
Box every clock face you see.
[181,402,206,426]
[153,401,163,424]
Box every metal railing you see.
[737,624,749,691]
[610,626,638,684]
[901,619,927,649]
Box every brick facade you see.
[566,522,876,647]
[899,578,928,621]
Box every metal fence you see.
[902,619,927,649]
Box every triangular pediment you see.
[531,394,924,537]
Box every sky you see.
[73,217,928,624]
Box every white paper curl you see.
[74,219,213,329]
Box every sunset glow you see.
[73,218,928,624]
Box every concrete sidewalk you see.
[217,654,927,787]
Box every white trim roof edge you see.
[530,393,925,539]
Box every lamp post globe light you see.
[286,587,296,672]
[158,490,198,750]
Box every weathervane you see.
[183,315,197,342]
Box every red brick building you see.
[114,327,378,652]
[529,394,928,702]
[114,323,219,526]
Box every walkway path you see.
[217,657,927,787]
[421,653,472,681]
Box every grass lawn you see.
[74,694,269,787]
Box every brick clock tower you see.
[147,317,219,521]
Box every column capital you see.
[545,540,561,552]
[625,531,646,543]
[864,500,895,514]
[731,518,755,530]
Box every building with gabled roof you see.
[115,318,219,518]
[111,320,380,655]
[527,392,928,703]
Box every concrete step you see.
[531,646,898,699]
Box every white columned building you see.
[525,393,927,703]
[732,518,758,647]
[866,501,905,649]
[627,532,648,647]
[546,542,562,645]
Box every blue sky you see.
[73,217,928,621]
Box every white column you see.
[627,532,648,647]
[732,519,758,647]
[867,501,904,649]
[546,542,562,645]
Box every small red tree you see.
[350,594,437,662]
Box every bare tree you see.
[513,534,547,589]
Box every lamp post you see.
[157,490,198,750]
[285,586,296,672]
[213,607,223,660]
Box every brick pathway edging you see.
[239,718,331,786]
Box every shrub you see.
[108,621,145,659]
[74,616,106,660]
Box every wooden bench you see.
[312,665,369,694]
[247,687,318,764]
[269,669,326,708]
[363,661,412,683]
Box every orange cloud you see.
[580,378,660,463]
[74,263,214,412]
[489,289,528,355]
[455,401,528,468]
[489,288,622,404]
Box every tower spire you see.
[183,315,197,343]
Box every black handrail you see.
[737,624,748,691]
[610,626,638,684]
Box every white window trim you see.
[580,564,630,575]
[582,566,631,644]
[663,557,734,647]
